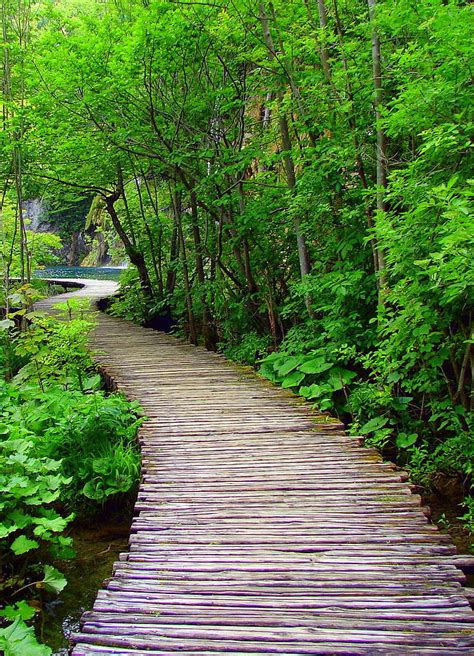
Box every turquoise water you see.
[34,266,125,281]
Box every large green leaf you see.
[0,523,19,539]
[305,384,324,399]
[281,371,305,389]
[396,432,418,449]
[0,619,51,656]
[298,358,333,375]
[10,535,39,555]
[0,601,37,622]
[277,356,305,377]
[327,367,357,391]
[82,479,105,500]
[0,318,15,331]
[32,514,70,535]
[42,565,67,594]
[360,416,389,435]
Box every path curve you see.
[40,279,474,655]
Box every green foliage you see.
[0,202,62,280]
[1,375,141,513]
[0,618,51,656]
[109,269,155,325]
[36,386,141,508]
[0,0,472,537]
[0,420,74,560]
[222,333,271,366]
[14,314,96,390]
[0,5,471,654]
[459,498,474,538]
[260,350,356,415]
[0,601,36,622]
[0,298,141,652]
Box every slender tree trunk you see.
[190,191,216,350]
[2,1,29,282]
[105,195,152,297]
[120,181,137,247]
[166,218,179,296]
[277,115,311,279]
[367,0,388,300]
[139,170,165,297]
[172,190,197,345]
[131,170,163,296]
[104,169,153,297]
[315,0,332,84]
[13,146,29,282]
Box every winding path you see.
[40,279,474,655]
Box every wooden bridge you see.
[41,279,474,655]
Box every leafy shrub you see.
[259,349,356,415]
[0,295,142,652]
[222,332,271,365]
[14,313,96,391]
[109,269,153,324]
[459,497,474,537]
[0,427,74,561]
[1,382,142,512]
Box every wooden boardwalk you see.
[41,280,474,655]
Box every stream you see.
[34,266,125,281]
[39,521,131,654]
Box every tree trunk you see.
[190,191,216,350]
[315,0,332,84]
[367,0,388,300]
[131,170,163,296]
[104,170,153,297]
[330,0,384,296]
[173,191,197,345]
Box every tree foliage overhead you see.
[1,0,473,514]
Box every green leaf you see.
[0,619,51,656]
[298,385,312,398]
[281,371,305,389]
[92,457,112,475]
[331,368,357,385]
[0,523,19,539]
[258,361,278,381]
[306,383,324,399]
[49,535,76,560]
[0,601,37,622]
[82,479,105,500]
[83,374,102,391]
[10,535,39,555]
[32,514,70,534]
[360,416,389,435]
[396,432,418,449]
[298,358,333,375]
[42,565,67,594]
[277,356,305,377]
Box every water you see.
[34,266,126,281]
[39,522,130,654]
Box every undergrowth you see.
[0,288,142,654]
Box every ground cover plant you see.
[0,293,141,654]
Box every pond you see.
[34,266,126,281]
